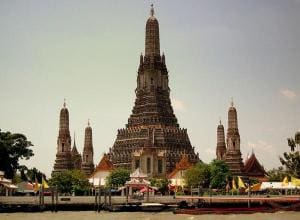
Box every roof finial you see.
[88,119,90,127]
[219,117,222,125]
[63,98,66,108]
[150,4,154,17]
[231,97,234,107]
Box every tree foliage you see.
[26,167,46,182]
[150,178,170,194]
[280,151,300,178]
[49,170,90,195]
[209,159,231,189]
[267,166,288,182]
[106,168,130,187]
[287,138,296,152]
[184,162,211,188]
[279,136,300,178]
[0,129,34,179]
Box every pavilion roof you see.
[244,152,266,178]
[125,178,150,186]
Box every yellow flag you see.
[282,176,289,186]
[291,176,300,186]
[42,176,49,189]
[238,176,246,189]
[33,176,39,192]
[232,178,237,190]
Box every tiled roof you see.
[168,154,192,178]
[93,154,113,173]
[244,152,266,177]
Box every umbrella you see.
[140,187,154,193]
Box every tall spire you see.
[72,132,77,152]
[216,120,226,160]
[228,99,238,130]
[145,4,160,57]
[52,101,73,176]
[81,121,94,176]
[225,102,244,175]
[71,131,82,170]
[73,132,76,146]
[59,101,70,137]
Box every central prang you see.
[109,6,199,178]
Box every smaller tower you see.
[71,132,82,170]
[52,100,73,176]
[81,120,94,176]
[225,100,244,175]
[216,120,226,160]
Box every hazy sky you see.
[1,0,300,177]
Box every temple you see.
[89,154,113,187]
[109,5,199,177]
[244,151,266,180]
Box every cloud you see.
[171,98,186,112]
[280,89,296,100]
[247,140,274,155]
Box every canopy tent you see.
[0,171,18,196]
[17,181,34,193]
[125,178,150,188]
[1,183,18,189]
[260,182,298,190]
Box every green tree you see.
[106,168,130,187]
[184,162,211,188]
[279,135,300,178]
[0,129,34,179]
[150,178,170,194]
[209,159,231,189]
[267,166,288,181]
[279,151,300,178]
[26,167,46,183]
[49,170,90,195]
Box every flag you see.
[33,176,39,192]
[282,176,289,186]
[238,176,246,189]
[291,176,300,186]
[232,178,237,190]
[42,176,49,189]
